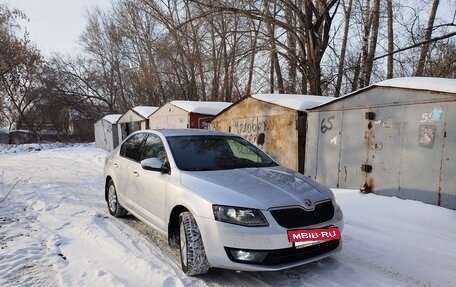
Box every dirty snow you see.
[0,144,455,287]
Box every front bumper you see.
[225,240,340,265]
[196,209,343,271]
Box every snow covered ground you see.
[0,144,455,287]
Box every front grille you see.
[225,240,340,265]
[270,200,335,228]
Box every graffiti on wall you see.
[208,121,224,131]
[198,117,212,129]
[320,115,339,147]
[418,125,436,148]
[320,116,335,133]
[418,107,442,149]
[232,117,270,147]
[211,116,286,163]
[420,106,443,123]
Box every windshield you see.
[166,135,278,171]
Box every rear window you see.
[120,133,147,162]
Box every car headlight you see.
[212,205,269,227]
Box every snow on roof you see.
[102,114,122,124]
[252,94,336,111]
[132,106,159,118]
[375,77,456,94]
[171,101,232,115]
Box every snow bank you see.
[0,143,94,154]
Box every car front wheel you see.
[107,180,128,217]
[178,211,210,275]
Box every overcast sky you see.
[5,0,111,56]
[4,0,455,57]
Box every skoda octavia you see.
[104,129,343,275]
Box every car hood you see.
[179,166,331,210]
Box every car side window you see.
[120,133,147,162]
[140,134,167,164]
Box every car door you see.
[132,133,170,232]
[115,133,147,209]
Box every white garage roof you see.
[252,94,336,111]
[375,77,456,94]
[102,114,122,124]
[132,106,159,118]
[171,101,232,115]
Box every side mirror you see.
[141,157,170,174]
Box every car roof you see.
[146,129,237,137]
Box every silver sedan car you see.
[104,129,343,275]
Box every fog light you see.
[230,249,267,263]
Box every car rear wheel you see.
[107,180,128,217]
[178,211,210,275]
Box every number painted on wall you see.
[321,116,335,133]
[420,107,443,123]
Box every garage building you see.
[117,106,158,142]
[210,94,334,172]
[94,114,121,151]
[149,101,231,129]
[304,77,456,209]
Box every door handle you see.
[133,171,139,177]
[113,163,118,168]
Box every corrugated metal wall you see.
[94,120,119,151]
[305,87,456,209]
[439,104,456,209]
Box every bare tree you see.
[415,0,440,76]
[0,4,44,131]
[386,0,394,79]
[425,40,456,77]
[28,0,455,129]
[190,0,340,95]
[245,18,262,95]
[264,0,284,93]
[357,0,380,88]
[115,0,167,104]
[364,0,380,85]
[335,0,353,97]
[285,2,297,93]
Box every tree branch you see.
[373,31,456,61]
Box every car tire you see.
[178,211,210,275]
[107,180,128,217]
